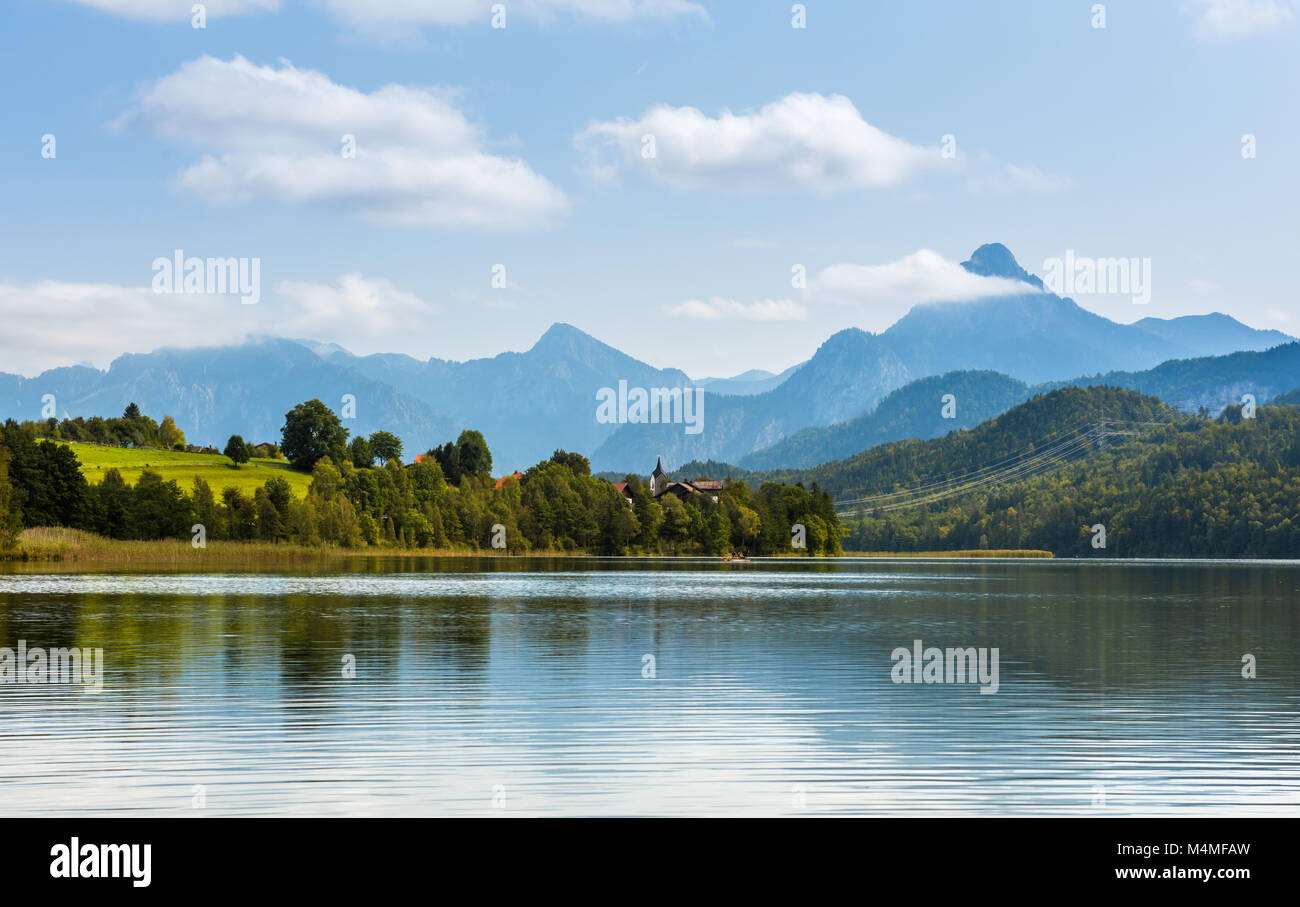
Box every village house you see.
[649,457,722,503]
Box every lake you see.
[1,558,1297,816]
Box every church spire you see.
[651,456,668,495]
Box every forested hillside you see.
[835,396,1300,557]
[1051,341,1300,413]
[765,387,1178,501]
[739,370,1030,470]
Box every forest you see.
[0,400,841,557]
[835,392,1300,557]
[5,385,1299,558]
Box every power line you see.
[832,417,1179,514]
[834,423,1103,510]
[843,428,1104,513]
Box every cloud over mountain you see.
[809,249,1041,331]
[0,273,440,376]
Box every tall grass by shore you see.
[3,527,516,567]
[839,549,1053,558]
[3,528,1052,569]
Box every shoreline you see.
[2,528,1052,570]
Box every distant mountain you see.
[1272,388,1300,406]
[693,363,803,396]
[1130,313,1294,358]
[960,241,1045,288]
[741,342,1300,472]
[0,338,455,452]
[1052,341,1300,413]
[881,293,1184,386]
[739,371,1032,471]
[324,322,695,470]
[0,325,695,467]
[589,328,911,472]
[591,243,1290,472]
[2,243,1289,473]
[741,342,1300,471]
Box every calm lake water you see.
[1,558,1297,816]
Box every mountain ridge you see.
[1,244,1290,472]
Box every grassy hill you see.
[62,442,313,499]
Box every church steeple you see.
[650,456,669,496]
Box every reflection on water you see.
[1,558,1297,816]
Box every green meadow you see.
[61,442,313,499]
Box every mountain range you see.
[1,243,1292,474]
[590,244,1292,470]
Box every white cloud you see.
[0,281,242,376]
[810,249,1041,331]
[0,274,442,376]
[990,163,1070,193]
[576,93,935,193]
[274,273,438,338]
[958,152,1069,195]
[666,297,808,321]
[68,0,277,19]
[316,0,707,29]
[1185,0,1295,41]
[117,55,568,229]
[65,0,705,28]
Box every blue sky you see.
[1,0,1296,378]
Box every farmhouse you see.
[648,457,722,503]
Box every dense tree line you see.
[764,386,1179,502]
[28,403,283,458]
[0,402,839,556]
[2,419,89,533]
[30,403,189,451]
[841,404,1300,557]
